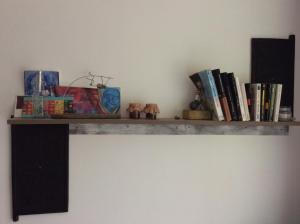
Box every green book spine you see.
[268,84,276,121]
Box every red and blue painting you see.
[55,86,120,115]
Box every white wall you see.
[1,0,300,223]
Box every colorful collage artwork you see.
[20,71,120,118]
[55,86,120,115]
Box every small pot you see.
[129,111,141,119]
[127,103,143,119]
[146,113,157,120]
[143,104,160,120]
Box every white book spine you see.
[273,84,282,122]
[241,83,250,121]
[252,84,261,122]
[235,77,247,121]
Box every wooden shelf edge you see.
[7,118,300,126]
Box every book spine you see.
[212,69,232,121]
[228,73,241,121]
[273,84,283,122]
[241,83,250,121]
[269,84,276,121]
[260,84,266,121]
[199,70,224,121]
[265,84,272,121]
[234,77,247,121]
[219,97,232,121]
[207,71,225,121]
[189,73,203,91]
[252,84,261,122]
[221,73,238,121]
[245,83,253,120]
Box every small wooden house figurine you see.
[143,104,160,120]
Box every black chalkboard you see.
[251,35,295,115]
[11,124,69,221]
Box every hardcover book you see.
[268,84,277,121]
[221,73,238,121]
[251,83,261,122]
[234,76,247,121]
[273,84,283,122]
[260,84,266,121]
[190,73,204,91]
[245,83,253,120]
[198,70,224,121]
[212,69,232,121]
[240,83,250,121]
[228,73,242,121]
[265,84,272,121]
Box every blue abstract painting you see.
[24,71,59,96]
[99,87,120,114]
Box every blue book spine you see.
[199,70,224,121]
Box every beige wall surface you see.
[0,0,300,223]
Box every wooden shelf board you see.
[7,118,300,126]
[7,118,299,135]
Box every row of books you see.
[190,69,283,122]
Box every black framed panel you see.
[11,124,69,221]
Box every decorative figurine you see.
[189,92,208,111]
[127,103,143,119]
[143,104,160,120]
[182,90,211,120]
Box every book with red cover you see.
[221,73,238,121]
[245,83,253,120]
[212,69,232,121]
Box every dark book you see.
[245,83,253,120]
[220,73,238,121]
[212,69,232,121]
[228,73,242,121]
[268,84,276,121]
[260,83,266,121]
[189,73,203,91]
[251,83,261,121]
[264,84,271,121]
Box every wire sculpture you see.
[63,72,114,97]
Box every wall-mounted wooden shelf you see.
[7,118,300,221]
[7,118,300,135]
